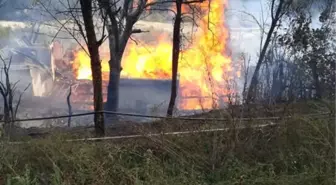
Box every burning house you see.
[66,0,240,113]
[0,0,243,124]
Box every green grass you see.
[0,114,334,185]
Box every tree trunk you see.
[80,0,104,136]
[104,24,131,122]
[105,55,121,118]
[104,29,124,123]
[167,0,182,117]
[246,0,285,103]
[98,0,147,121]
[310,61,322,99]
[246,23,278,103]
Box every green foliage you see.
[6,166,39,185]
[277,10,335,99]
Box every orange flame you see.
[72,0,236,110]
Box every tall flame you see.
[72,0,236,110]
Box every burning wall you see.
[70,0,240,111]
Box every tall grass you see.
[0,115,334,185]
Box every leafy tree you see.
[246,0,335,103]
[278,10,335,99]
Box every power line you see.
[4,121,279,145]
[0,110,331,123]
[1,112,332,145]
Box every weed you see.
[0,114,334,185]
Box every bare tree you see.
[0,56,30,137]
[246,0,289,103]
[67,84,72,127]
[96,0,148,121]
[165,0,204,116]
[97,0,201,119]
[37,0,106,135]
[79,0,105,136]
[166,0,183,117]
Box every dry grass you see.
[0,101,334,184]
[0,110,334,185]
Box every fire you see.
[72,0,236,110]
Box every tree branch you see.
[98,0,121,51]
[97,4,108,46]
[67,0,88,45]
[37,0,89,55]
[14,84,30,120]
[67,85,72,127]
[131,29,149,33]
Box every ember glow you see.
[72,0,236,110]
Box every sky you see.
[227,0,269,62]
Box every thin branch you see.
[271,0,275,20]
[128,0,146,20]
[97,5,108,46]
[5,57,12,97]
[14,84,31,119]
[51,18,72,43]
[131,29,149,33]
[242,11,268,34]
[67,0,88,45]
[183,0,204,4]
[37,0,89,56]
[129,36,139,45]
[98,0,121,51]
[67,85,72,127]
[122,0,131,18]
[145,0,203,8]
[149,8,177,15]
